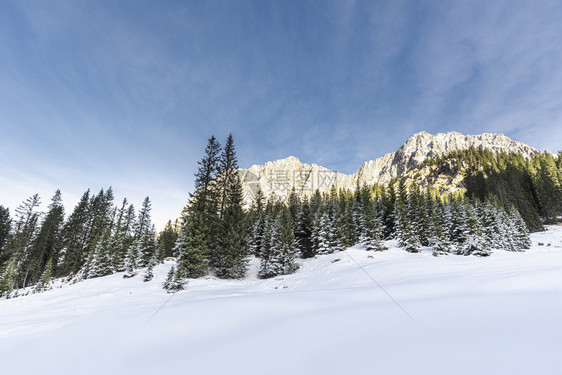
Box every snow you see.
[1,226,562,374]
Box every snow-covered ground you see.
[1,226,562,375]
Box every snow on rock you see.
[238,131,538,205]
[1,226,561,375]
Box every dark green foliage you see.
[426,147,562,231]
[0,206,11,266]
[214,174,248,279]
[163,265,187,292]
[58,190,92,276]
[35,258,53,292]
[259,209,299,279]
[175,136,221,280]
[22,191,64,286]
[361,206,386,251]
[295,198,314,258]
[0,258,17,297]
[156,220,179,260]
[5,194,41,287]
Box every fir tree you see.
[0,258,17,298]
[428,200,453,256]
[0,206,11,266]
[249,215,265,257]
[163,265,187,292]
[174,136,221,283]
[136,197,156,267]
[143,256,156,282]
[23,190,65,286]
[294,199,314,258]
[214,174,248,279]
[394,197,420,253]
[259,210,299,278]
[35,258,53,292]
[361,206,386,251]
[88,230,114,278]
[156,220,179,260]
[59,190,92,276]
[124,238,141,277]
[5,194,42,288]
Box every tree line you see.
[163,135,534,291]
[423,146,562,231]
[0,187,177,297]
[2,136,554,297]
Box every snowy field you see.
[1,226,562,375]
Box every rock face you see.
[238,131,538,205]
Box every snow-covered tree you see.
[259,210,299,278]
[361,207,386,251]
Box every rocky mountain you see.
[238,131,538,205]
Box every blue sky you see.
[1,0,562,228]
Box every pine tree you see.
[259,210,299,278]
[88,230,114,279]
[0,206,11,266]
[394,197,420,253]
[214,174,248,279]
[459,200,490,256]
[249,215,265,257]
[175,214,209,279]
[508,207,531,251]
[534,156,562,223]
[110,199,133,272]
[35,258,53,292]
[136,197,156,267]
[295,199,314,258]
[428,200,453,256]
[163,265,187,292]
[217,134,238,221]
[174,136,221,284]
[156,220,179,260]
[361,206,386,251]
[5,194,42,288]
[0,258,17,298]
[143,256,156,282]
[124,238,141,277]
[59,190,92,276]
[23,190,65,286]
[315,212,332,255]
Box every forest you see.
[1,136,561,296]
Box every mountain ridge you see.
[238,131,538,205]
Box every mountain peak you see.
[238,131,538,206]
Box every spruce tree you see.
[163,265,187,292]
[143,256,156,282]
[0,206,11,267]
[59,190,92,276]
[0,258,17,298]
[249,215,265,257]
[214,174,248,279]
[394,197,420,253]
[295,199,314,258]
[174,136,221,283]
[23,190,64,286]
[35,258,53,292]
[5,194,42,288]
[361,206,386,251]
[88,230,114,278]
[428,200,453,256]
[259,210,299,278]
[156,220,179,260]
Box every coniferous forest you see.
[1,136,561,297]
